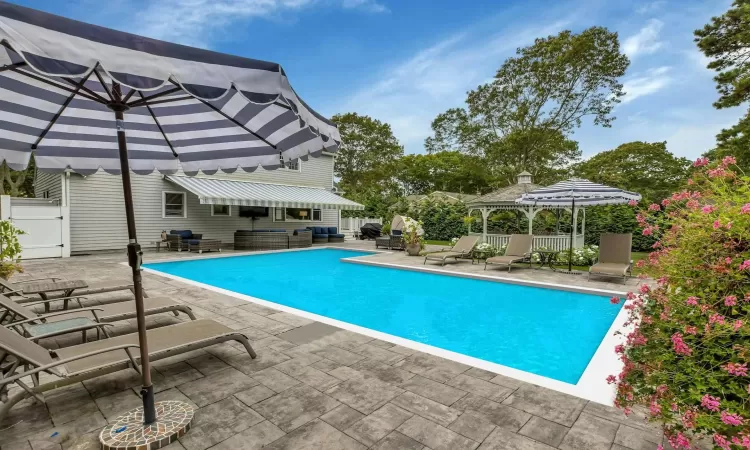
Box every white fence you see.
[1,196,70,259]
[470,232,585,251]
[340,217,382,233]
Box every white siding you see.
[33,171,63,200]
[69,155,340,253]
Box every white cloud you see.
[635,1,665,14]
[135,0,387,46]
[621,66,672,104]
[623,19,664,59]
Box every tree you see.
[396,151,491,195]
[332,113,404,218]
[573,141,691,202]
[695,1,750,170]
[426,27,629,186]
[0,160,34,197]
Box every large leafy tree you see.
[426,26,629,185]
[332,113,404,218]
[396,151,491,195]
[573,141,691,202]
[695,0,750,169]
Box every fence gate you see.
[1,196,70,259]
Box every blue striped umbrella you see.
[516,178,641,272]
[0,2,341,425]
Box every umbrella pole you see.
[113,106,156,425]
[568,199,574,272]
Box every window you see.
[273,207,321,222]
[211,204,231,216]
[279,153,300,171]
[163,192,186,218]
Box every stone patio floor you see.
[0,241,700,450]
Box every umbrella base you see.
[100,401,194,449]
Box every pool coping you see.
[139,246,632,406]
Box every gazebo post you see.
[481,208,488,243]
[581,208,586,247]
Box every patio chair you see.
[423,236,479,266]
[0,319,257,422]
[589,233,633,282]
[165,230,203,251]
[0,294,196,342]
[0,277,137,312]
[485,234,534,272]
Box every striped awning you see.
[0,3,339,176]
[166,175,364,210]
[516,178,641,207]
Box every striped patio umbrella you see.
[0,2,340,426]
[516,178,641,272]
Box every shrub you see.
[399,199,468,241]
[612,156,750,449]
[0,220,24,279]
[555,245,600,266]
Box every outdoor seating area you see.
[234,229,314,251]
[307,226,346,244]
[166,230,222,254]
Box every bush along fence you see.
[611,156,750,449]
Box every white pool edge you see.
[138,247,632,405]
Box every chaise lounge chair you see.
[0,277,137,312]
[424,236,479,266]
[588,233,633,282]
[0,294,196,342]
[485,234,534,272]
[0,319,256,421]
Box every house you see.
[34,152,363,255]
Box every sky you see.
[10,0,744,161]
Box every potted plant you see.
[402,216,424,256]
[0,220,25,280]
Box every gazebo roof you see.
[468,172,542,207]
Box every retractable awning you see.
[166,175,364,210]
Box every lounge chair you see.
[0,319,256,421]
[0,277,137,312]
[424,236,479,266]
[589,233,633,282]
[485,234,534,272]
[0,294,196,342]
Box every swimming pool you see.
[144,248,623,384]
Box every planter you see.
[405,243,421,256]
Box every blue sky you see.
[11,0,744,161]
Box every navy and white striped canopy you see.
[0,2,339,175]
[516,178,641,207]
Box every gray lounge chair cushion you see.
[56,319,232,374]
[589,262,630,276]
[40,297,183,323]
[425,251,463,260]
[486,255,526,265]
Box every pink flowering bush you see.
[613,157,750,449]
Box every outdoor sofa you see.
[485,234,534,272]
[424,236,479,265]
[588,233,633,282]
[233,229,313,251]
[307,226,346,243]
[0,319,256,422]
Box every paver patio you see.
[0,241,704,450]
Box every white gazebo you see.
[467,172,586,251]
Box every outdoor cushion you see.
[187,239,201,245]
[253,229,269,232]
[327,227,338,234]
[313,226,324,234]
[330,233,345,238]
[170,230,192,239]
[270,229,287,232]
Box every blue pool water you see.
[145,249,622,384]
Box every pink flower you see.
[685,326,697,335]
[724,362,748,376]
[710,313,726,325]
[727,221,733,229]
[648,203,661,211]
[725,257,733,265]
[642,227,653,236]
[713,219,721,229]
[722,155,737,166]
[701,394,721,411]
[649,401,661,416]
[742,203,750,214]
[628,199,638,206]
[740,260,750,271]
[686,199,699,209]
[671,332,692,356]
[694,156,709,167]
[721,410,744,426]
[606,374,616,384]
[639,284,650,294]
[615,344,624,354]
[714,434,731,450]
[686,296,699,306]
[734,320,743,331]
[669,432,692,449]
[725,295,738,306]
[701,205,716,214]
[610,296,620,304]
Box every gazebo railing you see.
[469,232,585,251]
